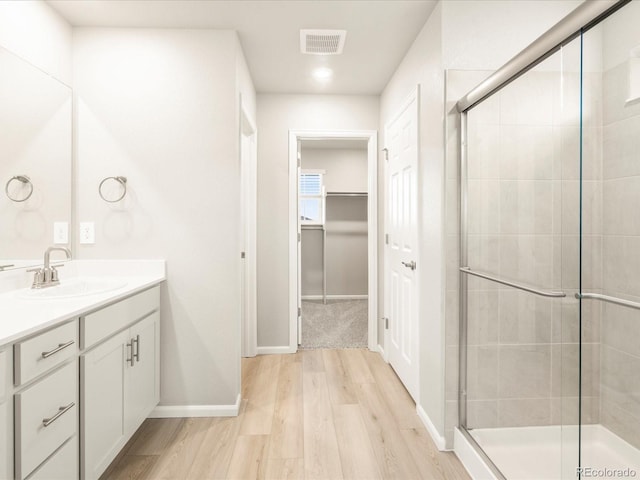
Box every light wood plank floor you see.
[102,349,470,480]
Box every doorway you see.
[288,130,378,352]
[299,139,369,348]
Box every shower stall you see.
[457,1,640,478]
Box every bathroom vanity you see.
[0,260,165,480]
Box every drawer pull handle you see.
[133,335,140,363]
[41,340,75,359]
[126,341,134,367]
[42,402,75,427]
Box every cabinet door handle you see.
[126,341,135,367]
[133,335,140,363]
[43,402,75,427]
[41,340,75,359]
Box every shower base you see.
[466,425,640,479]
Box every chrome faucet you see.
[28,246,71,289]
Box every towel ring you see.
[99,176,127,203]
[5,175,33,202]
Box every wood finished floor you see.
[102,349,470,480]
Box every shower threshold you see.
[467,424,640,480]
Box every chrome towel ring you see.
[99,176,127,203]
[5,175,33,202]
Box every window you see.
[299,171,324,225]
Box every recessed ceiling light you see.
[312,67,333,81]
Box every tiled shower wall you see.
[598,4,640,447]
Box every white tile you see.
[603,177,640,236]
[499,125,553,180]
[498,345,552,399]
[500,180,554,235]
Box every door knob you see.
[401,260,416,271]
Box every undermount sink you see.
[17,277,128,299]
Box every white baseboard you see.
[256,345,296,355]
[454,427,497,479]
[150,394,241,418]
[301,294,368,301]
[376,344,387,361]
[417,404,447,451]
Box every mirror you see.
[0,46,72,270]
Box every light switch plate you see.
[80,222,95,244]
[53,222,69,244]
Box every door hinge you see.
[240,251,246,259]
[382,148,389,161]
[297,152,301,167]
[385,233,389,245]
[298,307,301,317]
[384,317,389,329]
[298,232,301,242]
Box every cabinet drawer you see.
[28,436,78,480]
[82,286,159,349]
[14,321,77,386]
[15,361,77,480]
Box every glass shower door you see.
[460,35,583,479]
[578,3,640,477]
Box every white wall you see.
[74,28,254,409]
[380,0,588,448]
[256,94,379,348]
[301,148,368,193]
[0,0,72,84]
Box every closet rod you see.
[326,192,367,197]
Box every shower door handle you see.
[401,260,416,271]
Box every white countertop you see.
[0,260,165,347]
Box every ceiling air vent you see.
[300,29,347,55]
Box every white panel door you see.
[384,91,419,400]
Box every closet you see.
[299,139,368,349]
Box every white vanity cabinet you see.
[80,286,160,480]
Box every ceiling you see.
[47,0,438,95]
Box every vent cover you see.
[300,29,347,55]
